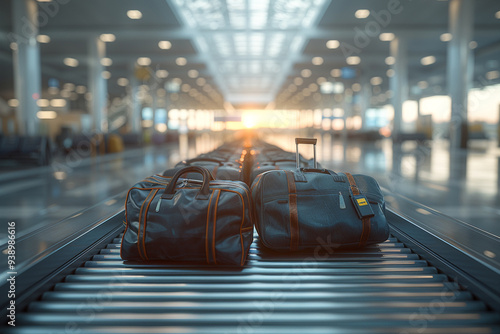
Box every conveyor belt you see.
[10,230,500,333]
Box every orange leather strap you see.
[285,171,299,250]
[345,173,371,247]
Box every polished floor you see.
[0,131,499,253]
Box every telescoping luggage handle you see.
[295,138,317,169]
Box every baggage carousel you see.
[2,191,500,333]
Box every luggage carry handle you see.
[162,166,214,200]
[183,157,224,166]
[295,138,317,169]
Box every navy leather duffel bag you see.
[251,138,389,251]
[121,166,254,265]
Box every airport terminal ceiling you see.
[0,0,500,110]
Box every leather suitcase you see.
[121,166,254,265]
[251,138,389,251]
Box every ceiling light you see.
[188,69,199,78]
[379,33,394,41]
[196,77,206,86]
[385,56,395,65]
[63,57,79,67]
[75,85,86,94]
[301,69,312,77]
[176,57,187,66]
[469,41,478,49]
[117,78,129,87]
[158,41,172,50]
[355,9,370,19]
[37,99,49,107]
[102,71,111,79]
[37,35,51,43]
[37,0,53,2]
[352,83,361,92]
[312,57,324,65]
[181,84,191,92]
[156,70,169,78]
[127,10,142,19]
[486,70,500,80]
[346,56,361,65]
[9,43,17,51]
[137,57,151,66]
[495,11,500,19]
[370,77,383,85]
[7,99,19,107]
[294,77,303,85]
[100,34,116,42]
[420,55,436,66]
[37,111,57,119]
[417,81,429,89]
[63,83,75,91]
[100,57,112,66]
[330,69,342,77]
[386,69,394,77]
[50,99,66,107]
[326,40,339,49]
[317,77,327,84]
[440,33,452,42]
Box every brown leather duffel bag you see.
[121,166,253,266]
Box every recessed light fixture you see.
[158,41,172,50]
[117,78,129,87]
[102,71,111,79]
[37,99,50,107]
[330,69,342,77]
[100,57,113,66]
[137,57,151,66]
[188,69,199,78]
[301,69,312,77]
[440,33,452,42]
[156,70,169,78]
[63,58,79,67]
[37,111,57,119]
[352,83,361,92]
[469,41,478,49]
[486,70,500,80]
[100,34,116,42]
[176,57,187,66]
[7,99,19,107]
[386,69,394,77]
[418,81,429,89]
[420,55,436,66]
[312,57,324,65]
[326,40,340,49]
[385,56,395,65]
[127,10,142,20]
[355,9,370,19]
[50,99,66,107]
[370,77,383,85]
[379,33,394,41]
[37,35,51,43]
[293,77,303,85]
[346,56,361,65]
[316,77,327,84]
[75,86,86,94]
[196,77,206,86]
[495,11,500,19]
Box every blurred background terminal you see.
[0,1,500,330]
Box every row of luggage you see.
[121,137,389,266]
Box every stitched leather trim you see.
[212,165,219,178]
[285,171,299,251]
[345,172,371,247]
[137,190,154,260]
[212,190,221,264]
[142,189,159,260]
[205,190,216,264]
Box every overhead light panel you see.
[496,11,500,19]
[100,34,116,42]
[176,57,187,66]
[420,55,436,66]
[63,58,79,67]
[7,99,19,107]
[330,69,341,77]
[100,57,112,66]
[50,99,66,107]
[355,9,370,19]
[127,10,142,20]
[469,41,478,49]
[370,77,383,85]
[352,83,361,92]
[486,70,500,80]
[301,69,312,77]
[137,57,151,66]
[158,41,172,50]
[346,56,361,65]
[37,111,57,119]
[196,77,206,86]
[117,78,129,87]
[440,33,452,42]
[379,33,394,41]
[102,71,111,79]
[37,99,50,107]
[312,57,324,65]
[418,81,429,89]
[188,69,199,78]
[37,35,51,43]
[326,40,339,49]
[156,70,169,78]
[386,69,394,77]
[385,56,395,65]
